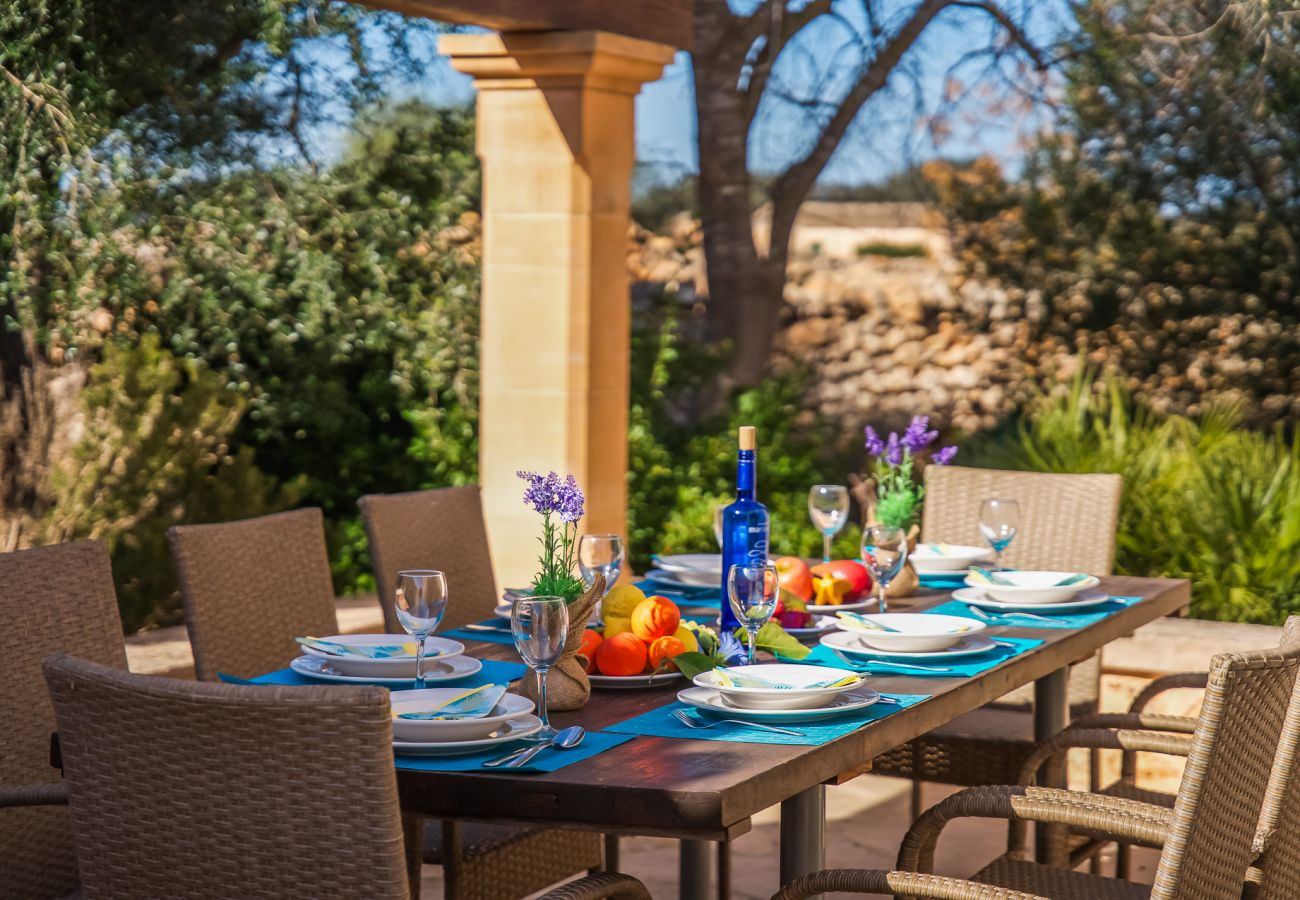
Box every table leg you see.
[780,785,826,898]
[680,839,711,900]
[1033,667,1069,865]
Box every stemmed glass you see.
[808,484,851,563]
[727,562,779,664]
[578,533,624,624]
[979,498,1020,569]
[393,570,449,689]
[861,526,908,615]
[511,596,569,741]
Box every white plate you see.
[301,634,465,677]
[805,598,875,614]
[693,663,864,710]
[677,686,881,723]
[289,653,483,686]
[909,544,993,573]
[782,614,838,637]
[964,571,1101,605]
[494,603,512,620]
[643,568,722,591]
[832,612,984,652]
[390,688,533,742]
[589,671,685,689]
[650,555,722,587]
[953,587,1115,613]
[821,629,1000,661]
[392,714,542,757]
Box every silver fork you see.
[672,708,805,737]
[966,605,1059,626]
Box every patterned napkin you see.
[394,684,508,720]
[295,636,420,659]
[707,667,862,690]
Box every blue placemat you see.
[634,578,722,606]
[926,596,1142,629]
[239,657,528,689]
[787,636,1042,677]
[918,572,970,590]
[443,621,516,645]
[394,731,636,773]
[603,694,925,745]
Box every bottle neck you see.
[735,449,756,500]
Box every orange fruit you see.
[595,632,648,677]
[630,595,681,642]
[602,616,633,639]
[648,635,687,670]
[578,629,604,675]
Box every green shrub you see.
[854,242,927,259]
[964,374,1300,624]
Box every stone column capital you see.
[439,30,675,94]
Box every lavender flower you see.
[516,470,586,522]
[901,415,939,453]
[864,425,885,456]
[884,431,903,466]
[517,470,587,602]
[932,445,959,466]
[555,474,585,523]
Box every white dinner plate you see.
[642,567,721,591]
[782,615,838,637]
[832,612,984,652]
[289,653,483,686]
[301,634,465,677]
[805,598,875,614]
[392,714,542,757]
[389,688,533,742]
[589,671,684,689]
[676,686,881,723]
[493,602,512,620]
[964,571,1101,605]
[821,630,1001,661]
[652,554,722,586]
[953,587,1115,613]
[693,664,864,710]
[909,544,993,573]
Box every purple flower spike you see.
[518,469,585,521]
[901,415,939,453]
[884,432,903,466]
[555,474,585,523]
[864,425,885,456]
[932,445,959,466]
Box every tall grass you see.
[965,375,1300,624]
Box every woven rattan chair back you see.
[168,508,338,680]
[1148,619,1300,900]
[1247,617,1300,896]
[360,486,498,633]
[921,466,1122,575]
[1,542,125,900]
[42,654,409,900]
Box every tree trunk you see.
[692,4,789,393]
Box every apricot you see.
[630,595,681,642]
[578,629,604,675]
[648,635,688,670]
[595,632,648,677]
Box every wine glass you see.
[979,498,1020,569]
[579,534,624,624]
[808,484,851,563]
[393,570,449,689]
[712,504,726,549]
[727,562,778,664]
[861,526,908,615]
[511,596,569,740]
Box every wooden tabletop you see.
[396,575,1190,841]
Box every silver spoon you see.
[483,725,585,768]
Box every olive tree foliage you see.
[691,0,1054,395]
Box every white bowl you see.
[653,554,722,586]
[964,571,1101,605]
[299,633,464,677]
[833,613,984,652]
[692,664,864,710]
[389,688,534,742]
[909,543,993,573]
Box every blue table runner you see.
[926,596,1142,629]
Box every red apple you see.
[774,556,814,601]
[810,560,872,600]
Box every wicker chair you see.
[41,655,647,900]
[359,485,500,634]
[360,486,606,896]
[773,616,1300,898]
[0,541,126,900]
[167,507,339,680]
[873,466,1124,819]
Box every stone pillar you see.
[442,31,674,589]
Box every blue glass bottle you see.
[720,426,770,631]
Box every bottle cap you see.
[738,426,756,450]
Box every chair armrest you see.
[0,782,69,808]
[1068,711,1199,734]
[898,785,1172,874]
[537,872,651,900]
[1017,727,1194,787]
[1129,672,1209,714]
[772,869,1049,899]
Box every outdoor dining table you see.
[394,575,1190,899]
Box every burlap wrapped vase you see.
[849,474,921,598]
[518,573,604,712]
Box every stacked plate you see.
[390,686,541,757]
[821,612,995,662]
[677,663,881,724]
[956,571,1106,613]
[289,633,482,686]
[649,554,723,589]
